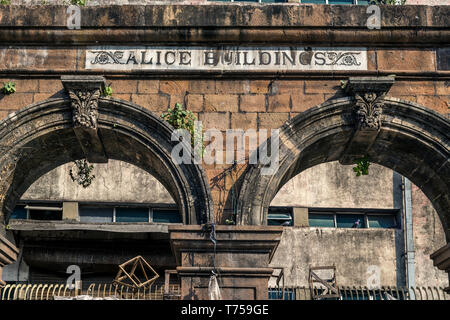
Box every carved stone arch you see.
[237,80,450,241]
[0,77,214,227]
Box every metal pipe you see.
[402,177,416,294]
[24,206,62,211]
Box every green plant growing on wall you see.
[353,156,371,177]
[162,103,204,157]
[0,0,11,5]
[69,159,96,188]
[70,0,87,5]
[1,81,16,95]
[225,219,235,225]
[340,80,348,90]
[103,85,113,97]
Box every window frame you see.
[12,201,182,224]
[78,203,180,224]
[151,208,183,224]
[78,205,115,223]
[14,200,181,224]
[113,207,152,223]
[335,212,366,228]
[12,201,63,221]
[10,204,29,220]
[267,206,294,226]
[366,213,398,229]
[308,212,336,228]
[308,208,400,229]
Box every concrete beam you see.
[8,219,175,234]
[22,243,176,271]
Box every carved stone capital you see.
[345,76,395,131]
[354,92,384,130]
[61,76,108,163]
[61,76,106,130]
[339,76,395,165]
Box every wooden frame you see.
[309,265,340,300]
[113,256,159,289]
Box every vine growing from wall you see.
[102,84,113,97]
[161,103,204,157]
[69,159,96,188]
[353,156,371,177]
[70,0,87,6]
[1,81,16,95]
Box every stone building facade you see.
[0,2,449,298]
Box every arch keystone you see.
[340,76,395,165]
[61,75,108,163]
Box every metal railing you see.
[0,283,181,300]
[2,283,447,300]
[268,286,450,300]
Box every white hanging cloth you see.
[208,273,222,300]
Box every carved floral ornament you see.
[345,76,395,132]
[61,76,105,130]
[68,88,101,130]
[354,92,385,131]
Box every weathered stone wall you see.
[411,184,448,287]
[17,158,448,287]
[269,163,448,288]
[271,162,401,209]
[0,78,448,118]
[21,160,175,204]
[269,187,449,288]
[8,1,450,5]
[270,214,448,288]
[1,77,448,221]
[407,0,449,5]
[0,4,448,288]
[269,227,404,287]
[21,160,397,209]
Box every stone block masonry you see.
[0,3,448,226]
[0,75,448,223]
[0,3,448,293]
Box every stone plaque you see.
[85,46,368,72]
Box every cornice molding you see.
[0,5,448,45]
